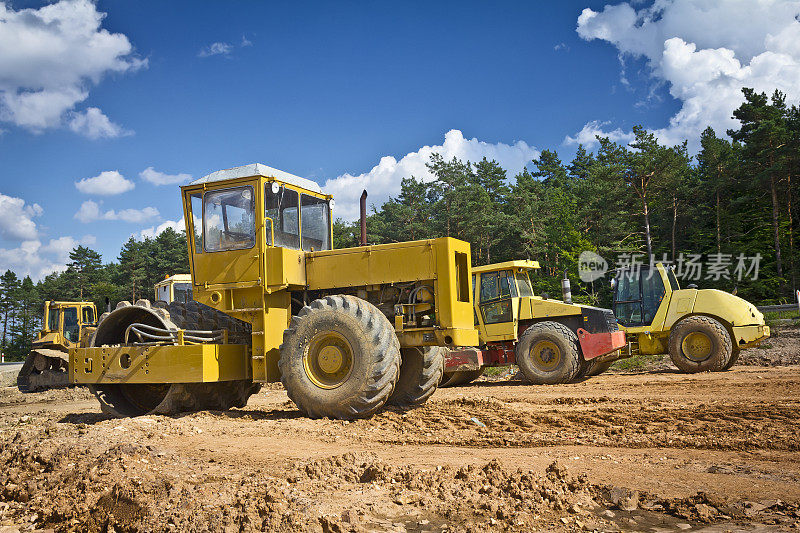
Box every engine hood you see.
[692,288,764,327]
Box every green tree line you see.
[336,88,800,305]
[0,228,188,361]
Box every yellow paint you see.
[176,167,478,384]
[35,300,97,351]
[471,262,582,344]
[70,344,249,384]
[618,263,770,355]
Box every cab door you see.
[613,266,666,328]
[477,270,517,341]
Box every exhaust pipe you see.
[359,190,368,246]
[562,272,572,304]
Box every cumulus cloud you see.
[571,0,800,149]
[0,234,95,280]
[564,120,636,147]
[323,129,539,220]
[137,219,185,240]
[198,42,233,57]
[75,171,135,196]
[75,200,159,223]
[139,167,192,186]
[0,0,145,135]
[0,193,43,241]
[68,107,131,139]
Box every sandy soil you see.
[0,332,798,532]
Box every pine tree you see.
[0,270,20,354]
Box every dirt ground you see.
[0,329,798,532]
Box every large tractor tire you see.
[668,315,732,373]
[279,295,400,419]
[17,349,70,392]
[722,347,741,371]
[516,321,581,385]
[585,359,614,377]
[439,368,484,388]
[88,299,259,418]
[387,346,445,407]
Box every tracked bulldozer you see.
[18,301,97,392]
[71,163,479,419]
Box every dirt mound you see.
[2,420,798,533]
[737,326,800,366]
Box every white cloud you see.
[0,0,145,134]
[137,219,185,240]
[323,129,539,220]
[564,120,636,147]
[198,42,233,57]
[0,234,95,280]
[75,170,135,196]
[75,200,159,223]
[68,107,131,139]
[573,0,800,149]
[139,166,192,186]
[0,193,42,241]
[554,43,570,52]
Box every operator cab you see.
[472,260,539,342]
[41,302,97,346]
[181,163,334,290]
[612,264,678,327]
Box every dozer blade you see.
[17,349,70,392]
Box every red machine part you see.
[444,342,515,371]
[444,330,626,371]
[576,329,626,360]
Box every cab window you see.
[613,267,665,326]
[189,193,203,254]
[515,271,534,297]
[480,272,500,301]
[300,194,331,251]
[174,283,192,304]
[47,308,59,331]
[63,307,79,341]
[265,185,300,249]
[204,187,256,252]
[82,306,95,324]
[641,269,665,324]
[666,267,680,290]
[479,271,513,324]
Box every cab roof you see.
[472,260,540,274]
[154,274,192,288]
[191,163,323,194]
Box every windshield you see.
[265,184,300,249]
[174,283,192,304]
[204,187,256,252]
[63,307,79,341]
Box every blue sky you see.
[2,0,800,278]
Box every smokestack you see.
[561,272,572,304]
[360,190,368,246]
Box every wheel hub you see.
[531,340,561,371]
[317,345,345,374]
[304,331,354,389]
[682,331,713,361]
